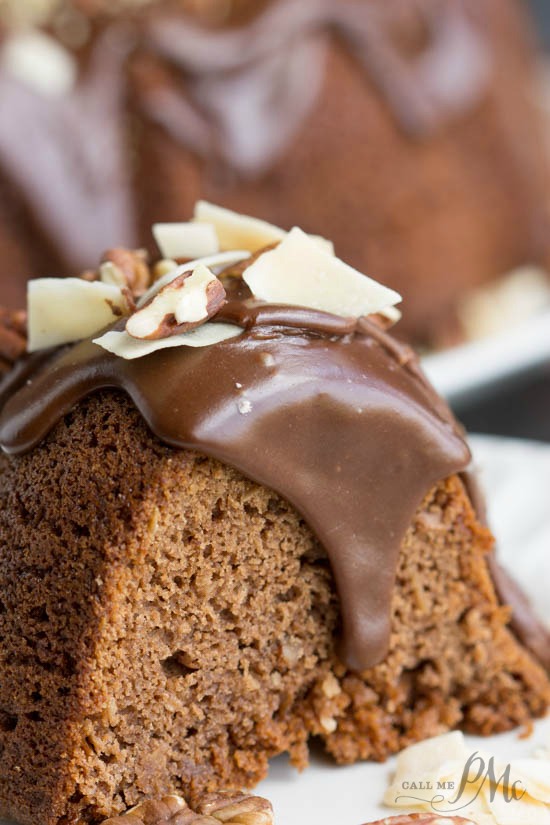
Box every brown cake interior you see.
[0,392,547,825]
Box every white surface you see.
[257,434,550,825]
[421,308,550,405]
[258,722,550,825]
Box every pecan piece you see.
[153,259,179,282]
[126,264,226,340]
[197,792,274,825]
[100,792,273,825]
[101,248,151,296]
[218,244,278,281]
[80,269,99,283]
[0,307,27,375]
[102,795,212,825]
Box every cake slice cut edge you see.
[0,392,548,825]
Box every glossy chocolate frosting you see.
[0,295,470,672]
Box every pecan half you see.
[101,795,210,825]
[101,793,273,825]
[126,265,226,340]
[197,792,274,825]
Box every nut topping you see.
[0,308,27,375]
[218,245,279,280]
[101,793,273,825]
[102,795,208,825]
[101,248,152,296]
[153,260,180,282]
[126,264,226,340]
[197,792,274,825]
[21,202,403,361]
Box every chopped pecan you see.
[0,307,27,375]
[80,269,99,283]
[218,245,277,281]
[101,795,210,825]
[126,265,226,340]
[197,791,274,825]
[100,248,151,296]
[153,259,180,282]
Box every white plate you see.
[257,434,550,824]
[421,308,550,406]
[1,436,549,825]
[469,434,550,624]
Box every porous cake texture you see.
[0,393,548,825]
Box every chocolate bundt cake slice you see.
[1,0,550,345]
[0,208,548,825]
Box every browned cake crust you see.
[0,392,548,825]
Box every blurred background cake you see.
[1,0,550,346]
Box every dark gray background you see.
[529,0,550,49]
[457,365,550,443]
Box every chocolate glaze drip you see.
[219,296,358,336]
[0,0,490,271]
[0,304,470,672]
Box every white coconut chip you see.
[94,322,243,360]
[243,227,401,318]
[28,278,128,352]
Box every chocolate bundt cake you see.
[1,0,550,345]
[0,208,548,825]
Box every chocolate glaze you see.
[0,302,470,672]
